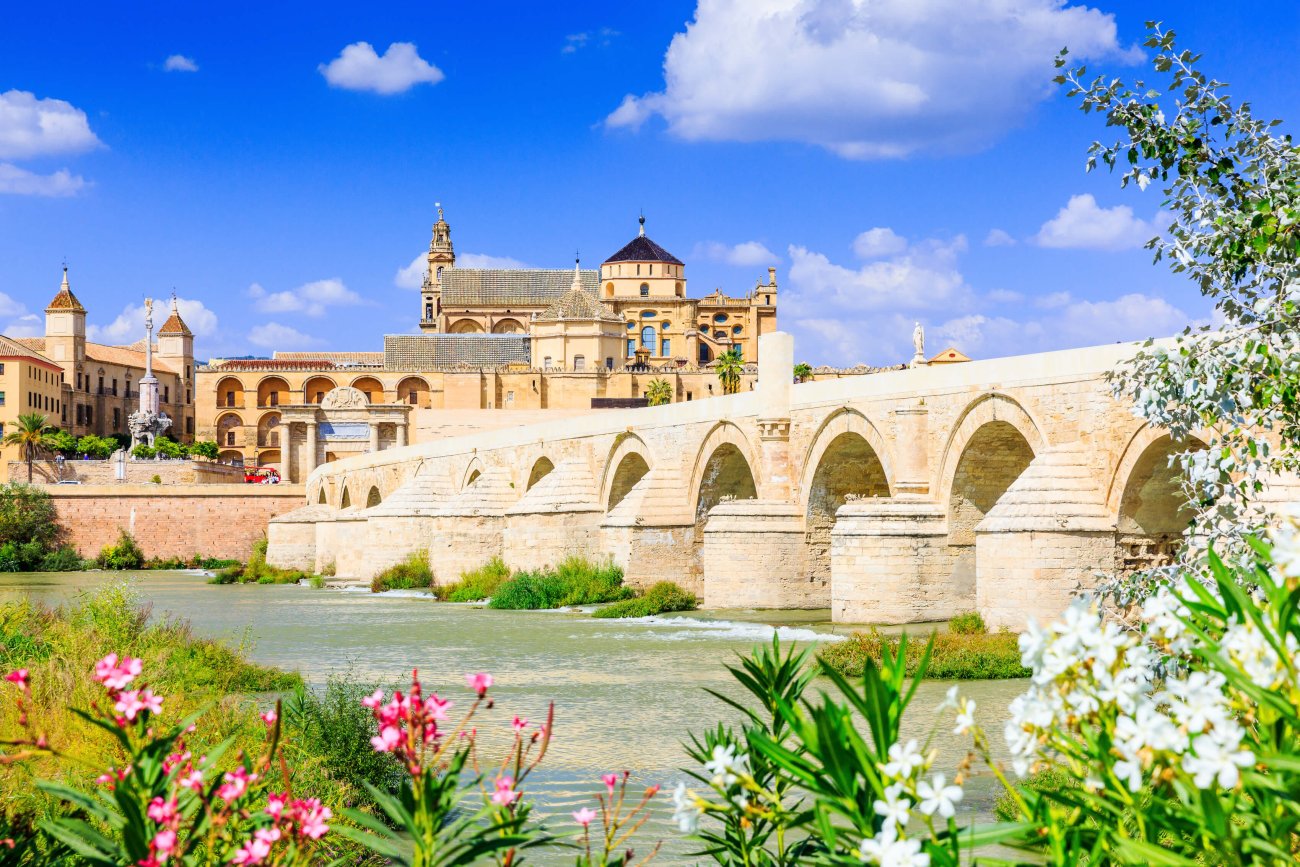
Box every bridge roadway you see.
[265,333,1246,628]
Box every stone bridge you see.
[266,333,1215,628]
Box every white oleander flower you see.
[670,782,703,833]
[882,739,924,780]
[873,782,911,829]
[1182,731,1253,789]
[857,824,930,867]
[703,743,749,787]
[1165,671,1233,733]
[916,773,963,819]
[1221,617,1292,690]
[952,698,976,735]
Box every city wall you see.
[49,485,304,561]
[9,458,245,486]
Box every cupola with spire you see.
[43,266,86,364]
[156,294,195,385]
[532,254,625,372]
[599,214,686,299]
[421,203,456,332]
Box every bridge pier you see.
[266,504,336,572]
[702,500,816,609]
[429,467,516,587]
[357,473,447,579]
[329,511,372,579]
[502,459,604,571]
[830,499,960,624]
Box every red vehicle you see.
[244,466,281,485]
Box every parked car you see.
[243,466,281,484]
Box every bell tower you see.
[421,204,455,332]
[44,266,86,366]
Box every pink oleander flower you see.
[152,829,177,856]
[573,807,597,827]
[229,836,272,865]
[163,750,191,774]
[218,766,255,801]
[491,776,520,806]
[602,773,619,794]
[265,792,287,819]
[147,796,179,825]
[4,668,28,692]
[179,769,204,792]
[370,725,402,753]
[253,827,281,845]
[465,672,493,696]
[423,694,452,720]
[94,654,143,691]
[260,709,277,726]
[114,689,161,722]
[512,715,528,734]
[290,798,331,840]
[362,689,384,709]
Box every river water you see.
[0,571,1027,863]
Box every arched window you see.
[639,283,649,297]
[436,266,443,280]
[640,326,655,350]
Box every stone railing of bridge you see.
[265,332,1298,628]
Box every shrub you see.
[210,536,315,586]
[189,439,220,460]
[38,544,87,572]
[150,474,162,484]
[437,556,511,602]
[0,482,59,549]
[95,530,145,570]
[75,434,117,459]
[370,550,434,593]
[488,556,631,610]
[819,628,1029,680]
[592,581,697,618]
[130,444,155,459]
[153,437,183,459]
[949,611,986,635]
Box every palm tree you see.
[645,378,673,406]
[4,413,57,483]
[793,362,813,383]
[716,349,744,395]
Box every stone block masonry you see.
[49,485,305,562]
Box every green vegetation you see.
[3,413,58,483]
[592,581,697,618]
[994,765,1078,822]
[487,556,632,610]
[211,536,315,585]
[436,556,511,602]
[715,347,744,395]
[645,377,673,406]
[949,610,986,634]
[370,550,434,592]
[793,361,813,382]
[144,553,240,570]
[95,529,145,570]
[819,624,1028,680]
[35,545,88,572]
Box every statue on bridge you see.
[911,321,927,368]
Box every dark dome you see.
[603,235,683,266]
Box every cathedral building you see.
[418,210,779,365]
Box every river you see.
[0,571,1027,863]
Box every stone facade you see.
[265,332,1269,628]
[49,484,303,561]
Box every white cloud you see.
[88,297,219,344]
[456,252,532,270]
[319,42,444,95]
[0,90,102,160]
[693,240,778,267]
[394,254,427,290]
[562,28,619,53]
[0,163,86,197]
[987,288,1024,304]
[248,278,363,317]
[3,314,41,339]
[163,54,199,73]
[248,323,321,350]
[0,293,28,319]
[984,228,1017,247]
[1035,193,1163,251]
[852,227,908,259]
[605,0,1137,158]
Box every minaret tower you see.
[420,204,455,332]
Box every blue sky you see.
[1,1,1297,366]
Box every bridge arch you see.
[1109,424,1207,573]
[366,486,382,508]
[526,456,555,491]
[600,434,654,513]
[799,409,893,586]
[461,457,486,490]
[936,393,1046,509]
[340,486,352,509]
[688,422,760,522]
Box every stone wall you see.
[49,485,304,561]
[9,459,245,486]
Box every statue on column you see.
[910,321,927,368]
[128,296,173,453]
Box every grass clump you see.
[370,550,434,593]
[994,765,1078,821]
[819,628,1029,680]
[592,581,697,619]
[949,611,986,635]
[145,554,241,571]
[95,529,145,570]
[211,536,315,585]
[488,556,632,610]
[436,557,511,602]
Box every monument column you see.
[369,422,380,453]
[304,421,318,475]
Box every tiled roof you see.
[273,351,384,365]
[603,235,683,266]
[383,334,531,369]
[84,342,179,374]
[46,270,86,312]
[441,268,599,307]
[214,359,337,371]
[0,334,58,369]
[12,337,45,352]
[538,287,621,321]
[159,312,192,336]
